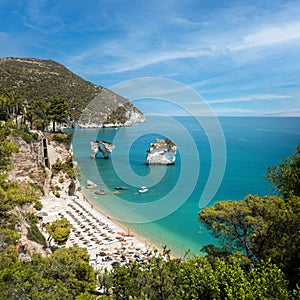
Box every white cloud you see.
[231,22,300,51]
[207,94,292,105]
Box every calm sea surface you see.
[70,117,300,256]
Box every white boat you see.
[139,186,148,193]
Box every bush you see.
[34,200,43,211]
[52,133,73,146]
[27,224,47,247]
[11,126,39,143]
[26,212,38,224]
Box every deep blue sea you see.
[70,117,300,257]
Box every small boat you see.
[115,186,129,190]
[113,191,121,195]
[139,186,148,193]
[95,189,106,195]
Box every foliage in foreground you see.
[0,246,97,300]
[199,143,300,289]
[98,254,298,300]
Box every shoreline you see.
[41,182,169,271]
[81,188,166,255]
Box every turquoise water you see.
[71,117,300,256]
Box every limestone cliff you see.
[8,132,79,259]
[146,138,177,165]
[78,88,145,128]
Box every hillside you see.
[0,57,144,126]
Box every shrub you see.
[52,133,73,146]
[26,212,38,224]
[27,224,47,247]
[34,200,43,211]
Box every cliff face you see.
[9,134,44,183]
[8,132,72,197]
[146,138,177,165]
[78,89,145,128]
[8,132,75,259]
[0,57,145,127]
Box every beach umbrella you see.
[114,257,122,262]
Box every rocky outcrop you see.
[86,180,98,189]
[90,140,115,159]
[146,138,177,165]
[9,132,45,183]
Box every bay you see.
[71,116,300,256]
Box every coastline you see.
[41,181,168,271]
[81,188,165,255]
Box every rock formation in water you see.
[86,179,98,189]
[90,140,115,159]
[146,138,177,165]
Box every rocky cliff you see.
[8,132,78,259]
[0,57,145,127]
[146,138,177,165]
[78,88,145,128]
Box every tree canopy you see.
[265,144,300,198]
[199,143,300,288]
[48,97,69,132]
[46,218,71,245]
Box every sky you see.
[0,0,300,116]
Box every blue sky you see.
[0,0,300,116]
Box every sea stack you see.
[90,140,115,159]
[146,138,177,165]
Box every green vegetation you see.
[46,218,71,245]
[0,86,299,298]
[199,144,300,289]
[49,97,69,132]
[0,57,143,125]
[52,132,73,146]
[51,155,77,180]
[104,105,128,124]
[0,246,97,299]
[265,143,300,198]
[98,252,295,299]
[27,223,47,247]
[34,200,43,211]
[0,58,103,121]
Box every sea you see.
[69,116,300,257]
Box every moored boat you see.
[115,186,129,190]
[95,189,106,195]
[139,186,148,193]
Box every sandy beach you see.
[40,185,163,271]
